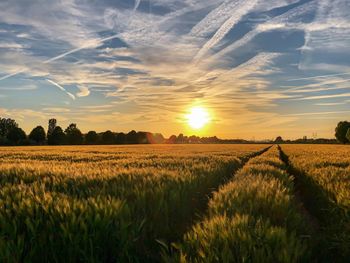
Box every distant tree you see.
[49,126,66,145]
[275,136,283,143]
[335,121,350,144]
[85,131,99,144]
[115,132,126,144]
[29,126,46,144]
[0,118,18,138]
[167,135,177,144]
[152,133,165,144]
[346,129,350,144]
[101,130,115,144]
[126,130,138,144]
[137,132,148,144]
[177,133,184,143]
[7,127,26,145]
[47,119,57,145]
[189,135,200,143]
[47,119,57,137]
[65,123,83,145]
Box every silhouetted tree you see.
[167,135,177,144]
[189,135,200,143]
[7,127,26,145]
[151,133,165,144]
[65,123,83,145]
[47,119,57,137]
[115,132,126,144]
[275,136,283,143]
[0,118,18,138]
[177,133,184,143]
[137,132,148,144]
[335,121,350,144]
[49,126,66,145]
[85,131,99,144]
[101,130,115,144]
[346,129,350,144]
[127,130,138,144]
[29,126,46,145]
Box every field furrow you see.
[0,144,268,262]
[280,145,350,262]
[168,146,311,263]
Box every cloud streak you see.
[192,0,257,62]
[47,79,76,100]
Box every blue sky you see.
[0,0,349,139]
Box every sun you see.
[186,106,210,129]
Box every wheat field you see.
[0,144,349,262]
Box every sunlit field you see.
[0,144,349,262]
[281,145,350,261]
[0,144,266,262]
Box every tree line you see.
[335,121,350,144]
[2,117,347,146]
[0,118,223,146]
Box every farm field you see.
[0,144,348,262]
[0,144,267,262]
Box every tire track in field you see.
[278,145,320,231]
[277,145,341,262]
[160,145,272,258]
[188,144,272,220]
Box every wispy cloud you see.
[192,0,257,63]
[287,72,350,81]
[0,0,349,138]
[76,85,90,97]
[293,92,350,101]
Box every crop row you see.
[170,146,310,263]
[0,145,267,262]
[280,145,350,261]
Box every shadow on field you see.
[278,145,350,263]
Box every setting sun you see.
[186,106,210,129]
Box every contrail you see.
[287,72,350,81]
[134,0,141,11]
[0,34,120,81]
[0,69,27,81]
[45,34,119,63]
[208,0,316,63]
[193,0,257,63]
[0,2,204,82]
[47,79,76,100]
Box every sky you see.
[0,0,349,140]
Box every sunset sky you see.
[0,0,349,139]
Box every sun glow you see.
[186,106,210,129]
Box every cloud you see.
[257,23,286,31]
[0,33,122,81]
[192,0,258,62]
[0,42,25,49]
[0,84,37,91]
[0,0,349,138]
[210,0,317,61]
[42,107,71,113]
[287,72,350,81]
[76,85,90,97]
[315,102,347,106]
[293,92,350,101]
